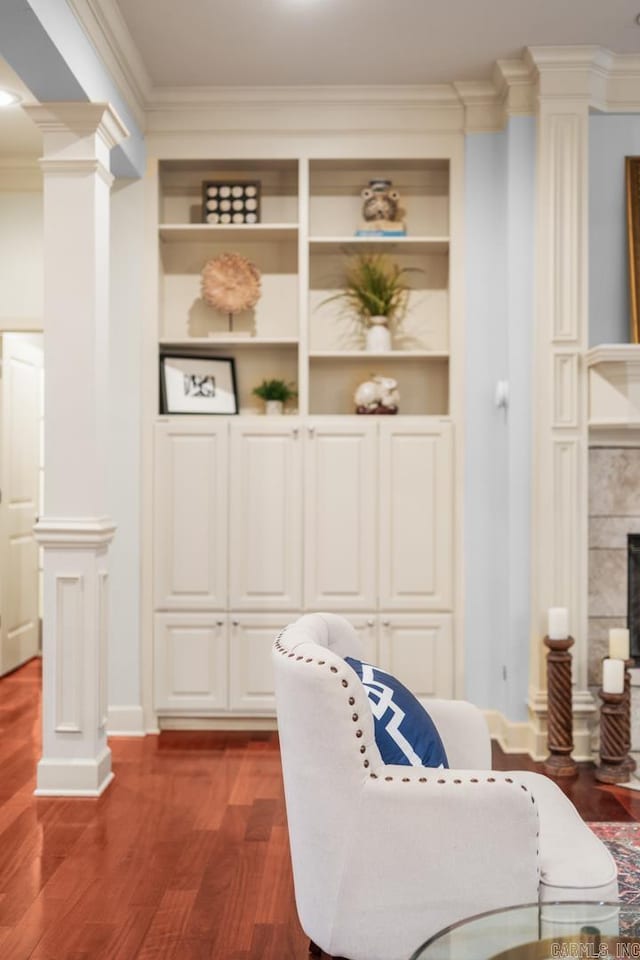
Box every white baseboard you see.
[484,710,533,754]
[106,705,146,737]
[484,709,595,762]
[158,716,278,731]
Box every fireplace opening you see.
[628,534,640,661]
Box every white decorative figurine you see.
[354,375,399,414]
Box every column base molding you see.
[34,516,116,549]
[106,705,145,737]
[35,747,113,797]
[526,689,597,761]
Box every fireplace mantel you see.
[587,344,640,443]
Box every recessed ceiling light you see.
[0,89,20,108]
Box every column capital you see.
[526,45,640,113]
[23,102,129,152]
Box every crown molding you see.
[146,83,461,109]
[454,58,536,133]
[144,84,467,140]
[66,0,151,129]
[493,59,537,116]
[52,11,640,139]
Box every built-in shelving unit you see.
[156,155,452,417]
[150,150,459,724]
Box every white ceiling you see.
[115,0,640,88]
[0,57,40,158]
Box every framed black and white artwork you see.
[160,354,238,415]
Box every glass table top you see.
[411,902,640,960]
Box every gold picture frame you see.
[626,156,640,343]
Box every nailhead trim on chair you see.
[275,631,375,772]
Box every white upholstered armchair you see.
[273,612,618,960]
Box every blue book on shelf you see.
[355,229,407,237]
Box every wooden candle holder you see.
[595,688,630,784]
[543,635,578,778]
[622,659,637,776]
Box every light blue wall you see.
[589,113,640,345]
[464,117,535,722]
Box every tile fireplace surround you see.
[587,345,640,751]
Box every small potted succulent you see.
[252,378,297,415]
[323,252,413,352]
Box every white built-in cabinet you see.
[151,153,459,722]
[153,417,453,716]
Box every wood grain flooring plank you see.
[0,896,69,960]
[92,907,156,960]
[134,888,198,960]
[254,825,296,925]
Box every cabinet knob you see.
[292,427,299,438]
[232,619,239,627]
[382,619,391,627]
[367,619,374,627]
[216,619,224,627]
[308,425,315,437]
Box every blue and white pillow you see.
[345,657,449,768]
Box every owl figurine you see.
[359,178,405,234]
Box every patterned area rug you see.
[589,822,640,903]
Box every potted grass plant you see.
[252,378,297,415]
[323,252,413,352]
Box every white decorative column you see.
[24,103,129,796]
[527,50,595,759]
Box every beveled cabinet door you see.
[228,614,288,713]
[379,419,453,610]
[229,419,302,610]
[304,419,376,611]
[379,613,453,703]
[154,613,228,712]
[154,420,228,610]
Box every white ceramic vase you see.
[366,316,391,352]
[265,399,283,415]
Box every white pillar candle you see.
[609,628,630,661]
[548,607,569,640]
[602,657,625,694]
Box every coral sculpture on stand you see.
[201,252,262,332]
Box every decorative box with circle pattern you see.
[202,181,261,225]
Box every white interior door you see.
[0,334,43,676]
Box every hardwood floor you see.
[1,657,640,959]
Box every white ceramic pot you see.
[265,399,284,415]
[366,316,391,352]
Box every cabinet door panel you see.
[154,613,227,712]
[154,421,228,610]
[304,420,376,610]
[340,614,379,665]
[229,614,289,713]
[379,420,453,610]
[379,613,453,702]
[229,421,302,610]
